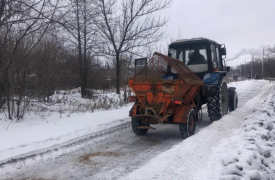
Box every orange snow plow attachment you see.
[128,52,203,127]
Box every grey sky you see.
[165,0,275,57]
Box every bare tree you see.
[96,0,171,94]
[0,0,61,120]
[31,30,66,101]
[59,0,100,98]
[268,46,275,53]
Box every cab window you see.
[216,47,221,69]
[211,45,219,69]
[184,47,208,73]
[185,48,207,65]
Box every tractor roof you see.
[169,37,219,46]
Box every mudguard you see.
[201,71,227,98]
[203,71,226,85]
[228,87,236,94]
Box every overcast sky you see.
[164,0,275,58]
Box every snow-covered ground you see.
[0,80,274,180]
[0,104,132,165]
[124,80,274,180]
[0,88,132,166]
[218,92,275,180]
[29,88,128,113]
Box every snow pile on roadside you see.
[220,90,275,180]
[0,105,132,166]
[0,88,134,167]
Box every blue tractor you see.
[168,38,238,121]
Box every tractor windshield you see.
[168,47,208,73]
[185,48,208,73]
[185,48,207,65]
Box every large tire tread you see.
[179,108,197,139]
[207,79,228,122]
[131,118,148,136]
[229,88,238,112]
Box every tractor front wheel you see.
[131,117,149,136]
[179,108,197,139]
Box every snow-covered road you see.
[2,80,274,180]
[124,80,274,180]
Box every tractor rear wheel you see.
[179,108,197,139]
[228,87,238,112]
[131,117,149,136]
[207,80,229,122]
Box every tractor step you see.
[137,126,156,130]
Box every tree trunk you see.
[76,0,85,98]
[81,76,86,97]
[116,53,120,94]
[0,0,5,22]
[5,79,12,120]
[83,0,88,97]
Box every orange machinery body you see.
[128,53,204,125]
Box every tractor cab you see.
[168,38,228,79]
[168,38,237,122]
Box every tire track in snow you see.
[0,122,131,169]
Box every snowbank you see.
[0,105,132,165]
[220,88,275,180]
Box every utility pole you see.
[251,55,253,79]
[245,59,247,78]
[240,63,242,77]
[262,45,270,79]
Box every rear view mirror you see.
[221,47,227,56]
[226,66,230,72]
[135,58,147,67]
